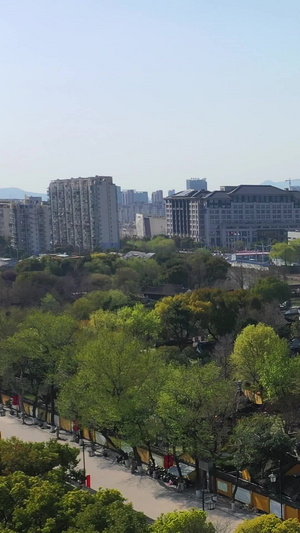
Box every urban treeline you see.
[0,239,300,528]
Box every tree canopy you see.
[235,515,300,532]
[231,414,293,477]
[150,509,215,533]
[231,323,293,400]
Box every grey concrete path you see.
[0,415,257,531]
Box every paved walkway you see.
[0,415,257,531]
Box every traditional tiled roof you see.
[228,184,290,195]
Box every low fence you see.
[1,392,300,522]
[214,470,300,521]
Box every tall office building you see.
[151,190,164,203]
[166,185,300,248]
[10,196,50,254]
[166,190,206,242]
[49,176,119,252]
[186,178,207,191]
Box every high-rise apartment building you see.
[151,190,164,203]
[116,186,122,205]
[134,191,148,203]
[122,189,135,206]
[166,185,300,248]
[186,178,207,191]
[49,176,119,252]
[0,200,13,240]
[168,189,176,196]
[10,196,50,254]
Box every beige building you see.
[49,175,119,252]
[10,196,50,254]
[288,231,300,242]
[136,214,166,239]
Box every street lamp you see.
[269,460,283,520]
[79,436,86,485]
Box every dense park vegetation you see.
[1,238,300,530]
[1,439,300,532]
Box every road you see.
[0,415,254,531]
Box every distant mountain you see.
[261,180,300,190]
[0,188,47,201]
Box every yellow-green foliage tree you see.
[235,514,300,532]
[151,509,215,533]
[231,323,293,400]
[155,293,210,348]
[270,241,300,266]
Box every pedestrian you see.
[131,460,137,474]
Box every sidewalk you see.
[0,414,256,531]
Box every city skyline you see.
[1,1,300,193]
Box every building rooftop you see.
[122,251,155,260]
[204,191,230,199]
[228,184,290,195]
[166,190,208,199]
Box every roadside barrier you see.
[1,391,300,522]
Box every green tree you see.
[40,293,61,313]
[116,303,161,342]
[235,515,300,532]
[1,311,78,423]
[70,290,129,320]
[113,267,141,294]
[157,363,236,489]
[231,323,292,399]
[15,258,45,273]
[0,438,78,476]
[59,327,164,462]
[0,471,149,533]
[151,509,215,533]
[252,276,290,303]
[155,293,210,348]
[270,242,296,265]
[160,256,189,286]
[190,288,262,339]
[12,271,60,307]
[0,308,27,339]
[72,489,149,533]
[186,250,229,289]
[231,414,293,478]
[125,258,161,288]
[89,303,161,344]
[147,236,177,260]
[70,296,95,320]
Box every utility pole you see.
[279,459,283,520]
[82,440,86,484]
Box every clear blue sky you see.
[1,0,300,194]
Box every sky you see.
[1,0,300,194]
